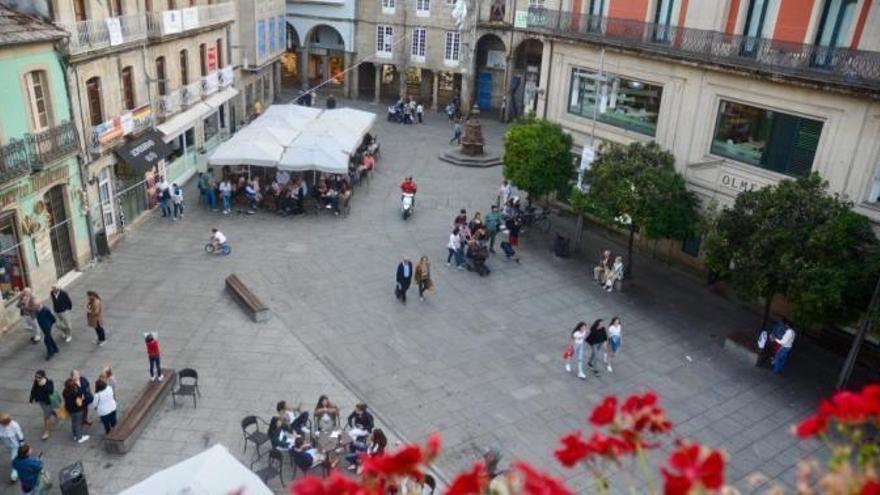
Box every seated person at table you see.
[244,181,259,209]
[339,182,352,208]
[324,186,340,214]
[292,436,326,471]
[362,153,375,172]
[314,395,339,431]
[277,400,310,435]
[344,428,387,472]
[267,416,295,452]
[347,403,374,435]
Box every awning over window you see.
[203,87,239,109]
[115,130,171,174]
[156,103,213,143]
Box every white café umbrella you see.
[279,132,351,174]
[312,108,377,151]
[250,115,301,147]
[208,126,284,167]
[118,444,273,495]
[261,104,323,130]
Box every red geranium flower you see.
[794,413,828,438]
[590,397,618,426]
[425,433,442,460]
[621,391,658,414]
[554,432,592,467]
[661,443,725,495]
[361,445,424,480]
[445,462,488,495]
[862,480,880,495]
[514,462,573,495]
[290,473,366,495]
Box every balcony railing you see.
[157,89,182,118]
[60,14,147,55]
[181,81,203,108]
[88,103,154,155]
[0,121,79,184]
[146,2,235,38]
[218,65,234,88]
[503,10,880,91]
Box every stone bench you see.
[104,369,176,454]
[225,273,270,322]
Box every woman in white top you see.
[219,179,233,214]
[565,322,589,380]
[447,227,463,269]
[604,256,625,292]
[92,380,117,434]
[606,317,622,373]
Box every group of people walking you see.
[395,257,434,304]
[563,317,623,379]
[16,287,107,360]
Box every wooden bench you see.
[104,369,177,454]
[226,273,271,322]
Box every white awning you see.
[203,87,239,109]
[156,103,213,142]
[208,126,284,167]
[278,132,350,174]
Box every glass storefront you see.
[0,212,26,304]
[204,113,220,143]
[711,100,823,177]
[568,67,663,137]
[114,162,149,232]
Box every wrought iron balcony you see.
[59,14,147,55]
[0,121,79,184]
[181,81,203,108]
[501,10,880,92]
[218,65,234,88]
[157,88,182,118]
[146,2,234,38]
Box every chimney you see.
[1,0,52,21]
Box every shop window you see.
[376,25,393,57]
[86,77,104,126]
[180,49,189,85]
[711,100,823,177]
[568,67,663,137]
[156,56,167,96]
[121,66,135,110]
[204,114,219,142]
[411,28,426,62]
[682,236,701,257]
[444,31,461,64]
[25,70,52,131]
[0,213,26,305]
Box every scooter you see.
[401,193,414,220]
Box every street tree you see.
[703,173,880,337]
[502,118,574,204]
[580,141,699,279]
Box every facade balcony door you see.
[812,0,858,68]
[43,185,77,279]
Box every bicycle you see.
[519,207,553,234]
[204,241,231,256]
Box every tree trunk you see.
[756,294,775,367]
[627,225,635,280]
[574,213,584,247]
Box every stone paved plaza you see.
[0,99,838,494]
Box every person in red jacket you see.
[145,333,163,382]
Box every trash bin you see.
[59,461,88,495]
[94,229,111,257]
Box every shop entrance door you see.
[43,185,76,278]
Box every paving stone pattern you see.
[0,98,831,494]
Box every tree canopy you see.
[502,118,574,201]
[703,173,880,327]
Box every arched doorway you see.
[474,34,507,112]
[511,39,543,118]
[42,185,76,278]
[281,23,301,89]
[359,62,376,100]
[305,24,346,95]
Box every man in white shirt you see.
[210,228,227,250]
[0,414,24,482]
[772,320,796,374]
[498,180,512,208]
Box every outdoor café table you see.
[315,429,353,454]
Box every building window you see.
[199,43,208,77]
[711,100,823,177]
[109,0,122,16]
[216,38,223,67]
[73,0,87,21]
[588,0,604,15]
[740,0,777,56]
[417,0,430,16]
[145,0,152,12]
[86,77,103,126]
[156,56,167,96]
[179,49,189,85]
[444,31,460,64]
[25,71,52,131]
[167,0,175,8]
[121,66,135,110]
[528,0,545,7]
[813,0,858,66]
[652,0,675,42]
[382,0,395,13]
[0,213,27,305]
[568,67,663,137]
[376,25,393,57]
[411,28,426,62]
[204,113,219,142]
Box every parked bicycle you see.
[518,206,553,234]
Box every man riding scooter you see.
[400,176,417,220]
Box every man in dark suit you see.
[395,257,413,304]
[50,285,73,342]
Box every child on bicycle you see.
[210,228,227,250]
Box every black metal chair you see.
[241,415,271,462]
[171,368,200,408]
[254,449,284,485]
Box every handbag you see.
[75,396,83,408]
[54,406,69,421]
[562,343,574,360]
[48,390,62,408]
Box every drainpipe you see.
[542,39,553,119]
[57,41,98,264]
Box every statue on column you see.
[451,0,468,31]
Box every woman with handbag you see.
[28,371,57,440]
[564,322,588,380]
[62,379,89,444]
[414,256,433,302]
[85,291,106,346]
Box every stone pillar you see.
[351,56,360,100]
[535,40,552,118]
[431,71,439,111]
[298,46,309,90]
[374,64,381,103]
[321,54,330,87]
[460,71,472,112]
[399,65,408,99]
[344,52,354,98]
[502,55,514,122]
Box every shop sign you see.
[718,172,758,193]
[92,117,124,152]
[182,7,199,30]
[116,130,171,174]
[162,10,182,35]
[0,167,68,207]
[207,47,218,72]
